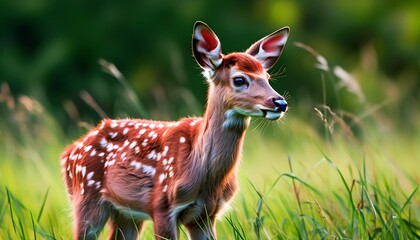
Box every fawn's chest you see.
[173,172,238,224]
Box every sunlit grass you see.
[0,48,419,239]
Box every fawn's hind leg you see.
[108,210,144,240]
[72,195,110,240]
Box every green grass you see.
[1,50,419,239]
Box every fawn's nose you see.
[273,98,288,112]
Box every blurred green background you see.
[1,0,419,133]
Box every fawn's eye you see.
[233,77,247,87]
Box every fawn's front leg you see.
[153,211,179,240]
[185,216,216,240]
[108,209,144,240]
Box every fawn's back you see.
[62,117,202,209]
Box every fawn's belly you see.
[177,196,230,224]
[114,204,152,220]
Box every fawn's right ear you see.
[192,21,223,72]
[246,27,289,71]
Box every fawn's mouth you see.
[261,109,285,120]
[258,98,288,120]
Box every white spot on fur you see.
[142,165,156,175]
[168,157,174,164]
[87,171,94,180]
[100,138,107,148]
[139,129,146,135]
[75,141,83,150]
[162,146,169,156]
[162,185,168,193]
[130,161,142,170]
[109,132,118,139]
[149,123,156,129]
[134,146,140,154]
[81,166,86,177]
[123,128,129,135]
[129,141,137,149]
[84,145,92,152]
[109,159,116,166]
[75,164,81,174]
[180,137,186,143]
[105,159,116,167]
[111,122,118,128]
[106,143,114,152]
[90,149,96,156]
[190,119,200,126]
[147,150,156,160]
[98,152,105,157]
[159,173,166,183]
[87,180,95,187]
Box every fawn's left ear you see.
[192,21,223,72]
[246,27,290,70]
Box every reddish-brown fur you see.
[61,21,289,239]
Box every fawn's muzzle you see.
[273,98,288,112]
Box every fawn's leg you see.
[108,210,144,240]
[153,211,179,240]
[185,216,216,240]
[72,195,110,240]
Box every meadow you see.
[0,50,419,239]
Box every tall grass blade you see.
[6,187,18,236]
[400,186,418,212]
[30,212,37,240]
[288,156,308,240]
[225,214,246,240]
[99,59,149,118]
[37,188,49,223]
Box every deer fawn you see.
[61,21,289,239]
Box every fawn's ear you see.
[192,21,223,72]
[246,27,289,70]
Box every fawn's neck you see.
[193,85,250,187]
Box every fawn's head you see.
[193,21,289,122]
